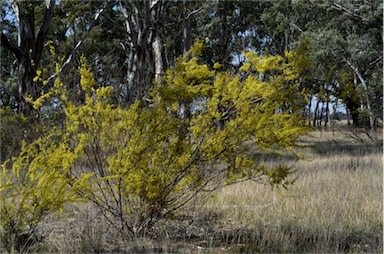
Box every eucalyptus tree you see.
[43,0,121,102]
[335,0,382,128]
[1,0,54,114]
[0,0,18,109]
[311,0,383,128]
[258,0,383,128]
[116,0,168,103]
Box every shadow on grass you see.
[231,223,383,253]
[304,140,382,157]
[170,219,382,253]
[248,140,383,164]
[122,211,383,253]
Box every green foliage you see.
[1,43,310,244]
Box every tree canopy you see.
[1,0,381,126]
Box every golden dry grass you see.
[184,130,383,253]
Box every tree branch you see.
[45,1,110,87]
[119,0,138,46]
[290,22,303,33]
[369,56,382,66]
[186,7,202,20]
[35,0,55,64]
[332,3,368,22]
[0,32,22,60]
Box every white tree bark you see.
[119,0,166,103]
[344,58,374,130]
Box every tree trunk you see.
[152,36,163,83]
[182,11,192,54]
[217,0,230,68]
[18,55,35,113]
[151,0,165,84]
[346,98,360,127]
[324,100,331,129]
[318,102,324,128]
[346,107,351,126]
[119,0,166,104]
[16,2,35,110]
[307,96,312,125]
[178,3,200,120]
[1,0,54,114]
[313,98,320,127]
[344,58,374,129]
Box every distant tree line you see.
[1,0,382,128]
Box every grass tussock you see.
[7,130,383,253]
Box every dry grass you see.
[181,130,383,253]
[198,154,382,252]
[19,130,383,253]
